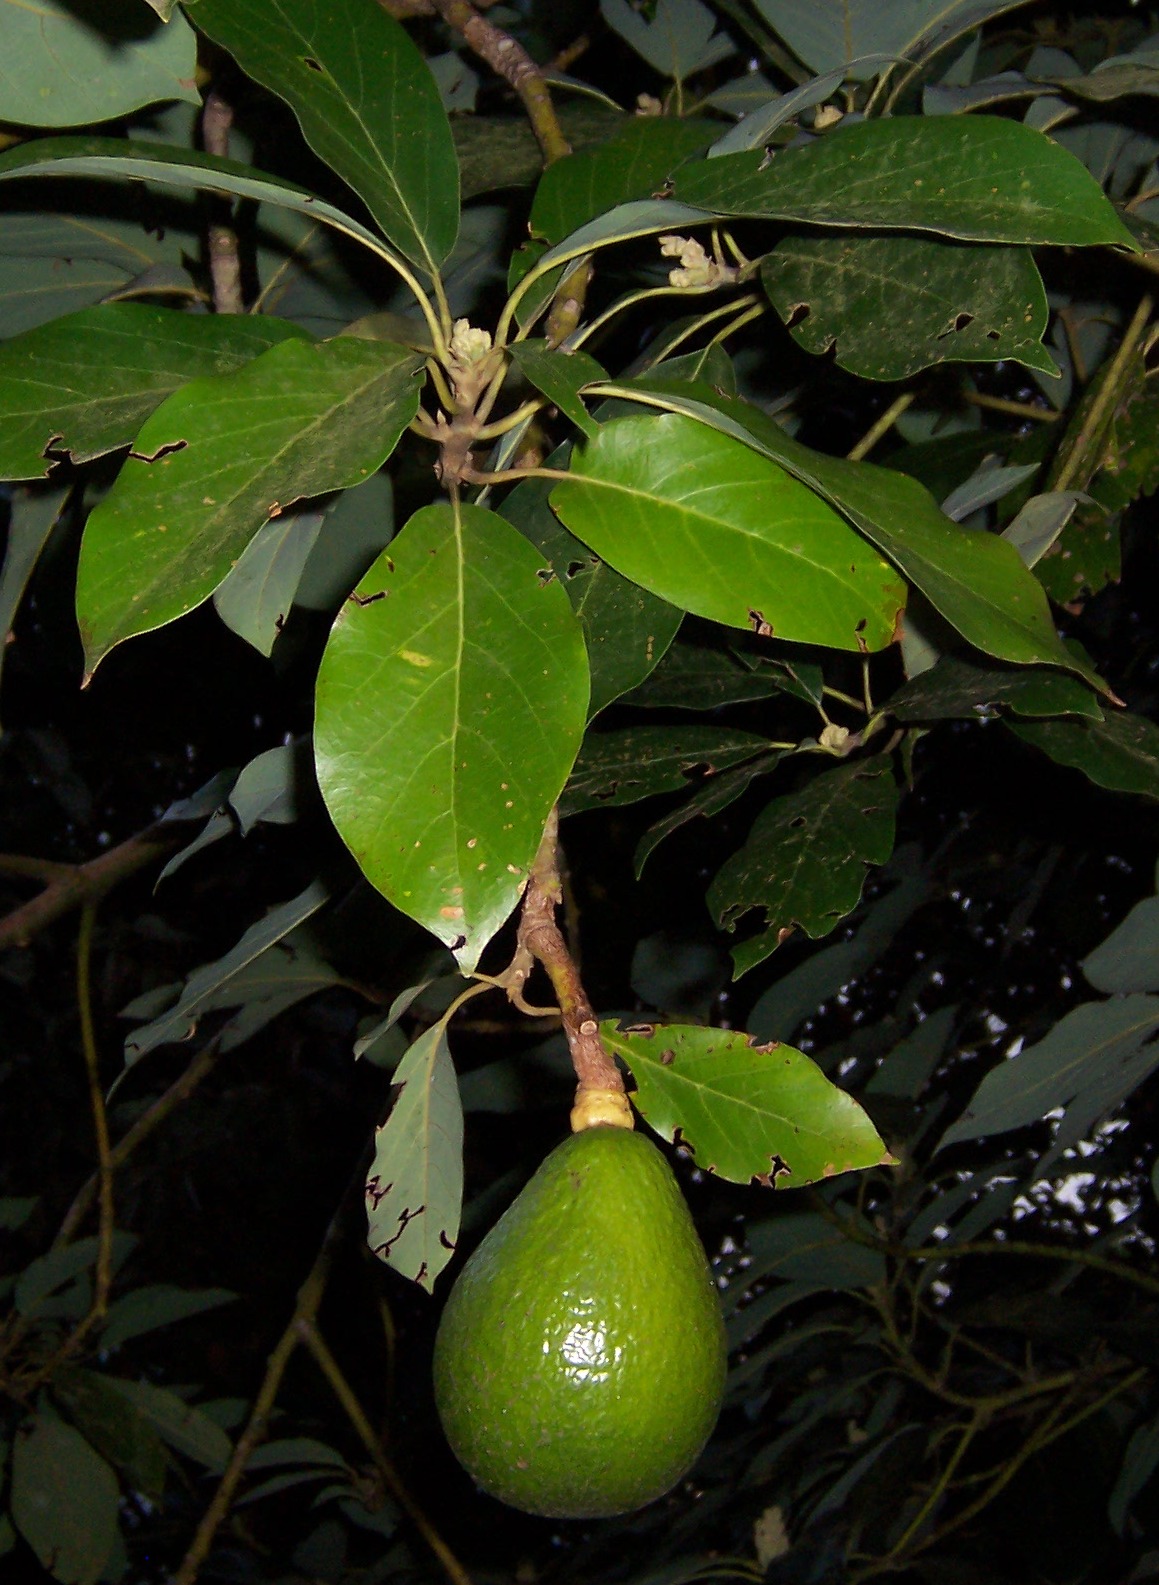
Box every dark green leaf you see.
[53,1368,169,1500]
[100,1285,237,1351]
[621,639,792,710]
[561,724,772,815]
[600,0,735,79]
[213,507,326,656]
[750,0,1028,79]
[499,463,681,717]
[673,115,1137,247]
[1011,710,1159,800]
[0,304,308,481]
[635,749,786,875]
[743,1209,886,1290]
[186,0,459,272]
[11,1412,120,1585]
[551,413,906,651]
[938,995,1159,1148]
[889,653,1103,722]
[314,503,589,971]
[1083,895,1159,995]
[600,377,1109,690]
[507,342,607,439]
[603,1021,894,1184]
[0,1,199,128]
[760,236,1057,381]
[709,755,900,975]
[101,1379,232,1471]
[76,337,423,675]
[0,485,70,727]
[365,1017,462,1292]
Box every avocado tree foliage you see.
[1,0,1158,1581]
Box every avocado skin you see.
[432,1125,726,1519]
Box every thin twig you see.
[77,902,114,1322]
[298,1319,473,1585]
[847,392,917,461]
[201,90,244,316]
[0,824,180,952]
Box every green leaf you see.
[551,413,906,651]
[938,995,1159,1149]
[100,1285,236,1351]
[561,724,773,816]
[528,116,716,244]
[0,0,199,128]
[1011,710,1159,800]
[15,1234,134,1318]
[76,336,423,675]
[751,0,1028,79]
[888,653,1103,722]
[0,137,404,266]
[246,1437,350,1471]
[0,304,308,482]
[11,1412,120,1585]
[742,1210,886,1290]
[507,342,606,440]
[760,236,1058,381]
[185,0,459,273]
[0,484,70,727]
[635,749,786,875]
[52,1367,169,1500]
[123,880,330,1063]
[602,1021,893,1185]
[314,503,589,972]
[673,115,1138,247]
[365,1016,462,1292]
[709,755,900,975]
[600,0,735,80]
[212,507,326,656]
[599,377,1109,691]
[100,1379,232,1471]
[1083,896,1159,996]
[621,638,794,710]
[499,457,682,717]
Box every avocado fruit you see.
[432,1122,726,1519]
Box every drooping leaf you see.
[709,754,900,975]
[212,507,326,656]
[100,1285,237,1351]
[888,653,1103,722]
[1083,895,1159,996]
[600,0,735,79]
[751,0,1030,80]
[673,115,1137,248]
[314,503,589,972]
[0,484,70,725]
[938,994,1159,1149]
[0,304,308,481]
[597,377,1109,691]
[122,880,330,1063]
[500,448,682,717]
[1011,710,1159,800]
[635,749,786,875]
[551,413,906,651]
[76,336,423,675]
[760,235,1058,381]
[0,0,199,128]
[52,1366,169,1499]
[14,1234,133,1318]
[528,116,716,245]
[100,1378,232,1471]
[186,0,459,272]
[11,1412,120,1585]
[561,724,772,815]
[602,1022,893,1184]
[364,1017,463,1292]
[507,342,607,439]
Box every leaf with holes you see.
[709,755,900,975]
[673,115,1137,247]
[314,503,589,971]
[75,336,423,677]
[602,1022,893,1185]
[186,0,459,272]
[0,303,308,481]
[365,1017,463,1292]
[562,724,772,815]
[760,235,1058,381]
[551,413,906,651]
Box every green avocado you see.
[432,1123,726,1519]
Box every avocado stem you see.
[519,809,628,1121]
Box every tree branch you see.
[201,90,244,315]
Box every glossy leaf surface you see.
[673,115,1137,247]
[760,236,1057,381]
[603,1022,893,1185]
[187,0,459,272]
[1011,709,1159,799]
[709,755,900,975]
[551,413,906,651]
[0,304,308,481]
[889,653,1103,722]
[314,503,589,971]
[365,1017,462,1292]
[0,0,199,128]
[76,336,423,675]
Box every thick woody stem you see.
[517,810,622,1097]
[428,0,570,166]
[201,90,244,315]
